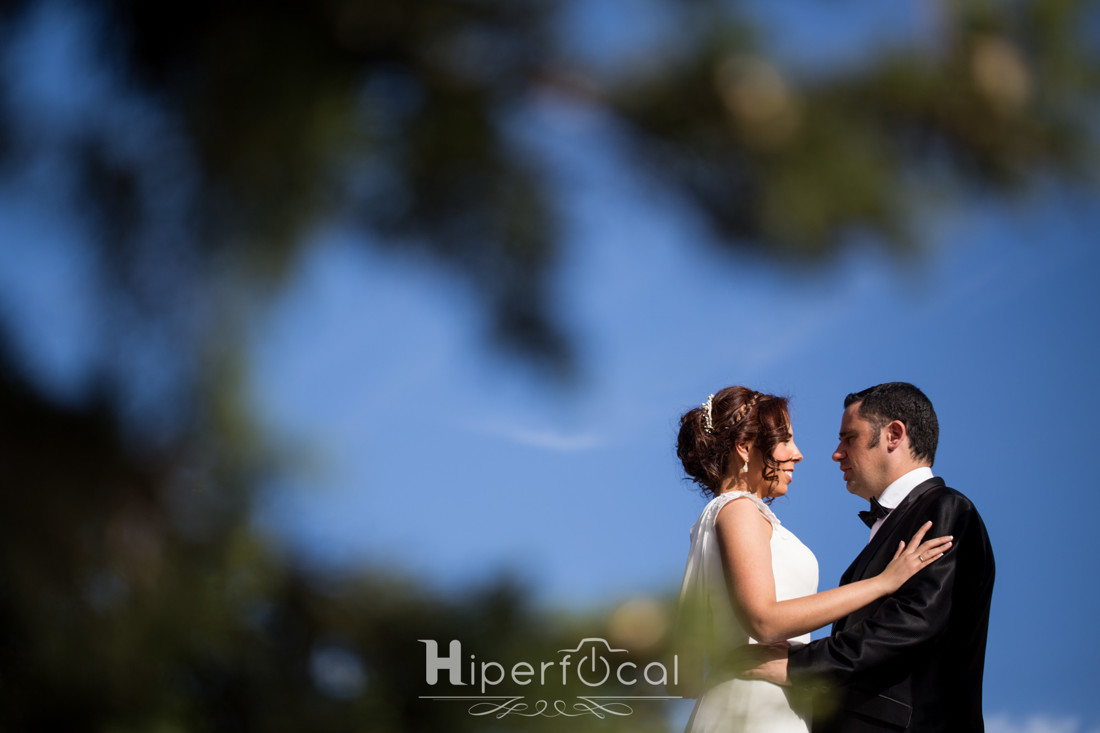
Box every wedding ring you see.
[918,554,925,563]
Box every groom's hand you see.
[737,643,791,686]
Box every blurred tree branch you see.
[2,0,1095,379]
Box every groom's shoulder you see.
[918,480,995,570]
[914,479,983,513]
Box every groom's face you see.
[833,402,890,500]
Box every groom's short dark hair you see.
[845,382,938,464]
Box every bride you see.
[672,386,950,732]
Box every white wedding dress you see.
[677,491,819,733]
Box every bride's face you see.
[748,425,803,498]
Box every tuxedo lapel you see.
[846,477,946,582]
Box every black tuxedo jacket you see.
[787,478,995,732]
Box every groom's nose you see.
[832,445,844,462]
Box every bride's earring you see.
[741,461,749,474]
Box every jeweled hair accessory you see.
[702,394,715,433]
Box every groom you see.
[749,382,995,732]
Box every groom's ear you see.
[883,420,907,452]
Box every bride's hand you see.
[878,521,953,593]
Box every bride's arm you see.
[715,499,951,644]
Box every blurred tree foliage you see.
[0,0,1096,729]
[0,337,678,731]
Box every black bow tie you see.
[858,497,891,528]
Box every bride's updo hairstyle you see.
[677,386,792,499]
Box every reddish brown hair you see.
[676,386,791,499]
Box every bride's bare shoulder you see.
[714,493,773,532]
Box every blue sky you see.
[2,2,1099,732]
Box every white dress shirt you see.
[869,466,935,540]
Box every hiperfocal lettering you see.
[419,638,678,695]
